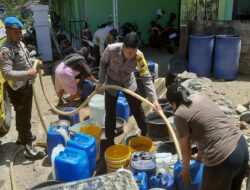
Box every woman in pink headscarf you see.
[55,47,98,106]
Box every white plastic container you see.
[155,153,173,175]
[89,95,105,128]
[51,144,65,179]
[90,94,105,103]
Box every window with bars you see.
[233,0,250,20]
[181,0,219,24]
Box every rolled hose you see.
[9,60,182,190]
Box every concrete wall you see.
[188,20,250,74]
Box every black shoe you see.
[16,135,36,145]
[24,142,45,160]
[140,130,147,136]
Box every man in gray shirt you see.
[96,32,162,146]
[0,17,44,160]
[92,27,118,67]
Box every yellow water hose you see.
[9,60,182,190]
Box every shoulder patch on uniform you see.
[136,54,149,76]
[1,51,9,60]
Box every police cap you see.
[4,17,24,29]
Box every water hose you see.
[10,60,182,190]
[34,61,182,159]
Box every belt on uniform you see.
[8,79,32,91]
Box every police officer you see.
[0,17,44,160]
[93,27,118,67]
[96,32,162,147]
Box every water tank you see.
[189,34,214,77]
[213,35,241,80]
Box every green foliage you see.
[0,0,34,28]
[0,0,30,18]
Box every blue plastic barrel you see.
[116,97,130,122]
[174,160,203,190]
[149,173,176,190]
[189,34,214,77]
[78,80,95,102]
[47,125,68,162]
[54,147,90,182]
[67,132,97,176]
[213,35,241,80]
[133,172,148,190]
[58,107,80,126]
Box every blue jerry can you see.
[130,152,156,180]
[116,97,130,122]
[174,160,203,190]
[149,173,176,190]
[47,125,68,162]
[67,132,97,176]
[54,147,90,182]
[133,171,148,190]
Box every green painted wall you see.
[52,0,179,43]
[85,0,179,44]
[218,0,234,20]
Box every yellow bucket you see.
[79,125,101,161]
[128,136,154,153]
[105,144,131,173]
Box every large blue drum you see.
[189,34,214,77]
[214,35,241,80]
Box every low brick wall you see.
[187,20,250,74]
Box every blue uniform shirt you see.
[4,17,23,29]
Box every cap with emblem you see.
[4,17,23,29]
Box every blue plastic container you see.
[58,107,80,126]
[119,91,125,98]
[174,160,203,190]
[147,60,155,75]
[67,132,97,176]
[116,97,130,122]
[133,172,148,190]
[214,35,241,80]
[189,34,214,77]
[47,125,68,162]
[149,173,176,190]
[78,79,95,102]
[130,152,156,180]
[54,147,90,182]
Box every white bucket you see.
[89,95,105,128]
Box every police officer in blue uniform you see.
[0,17,44,160]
